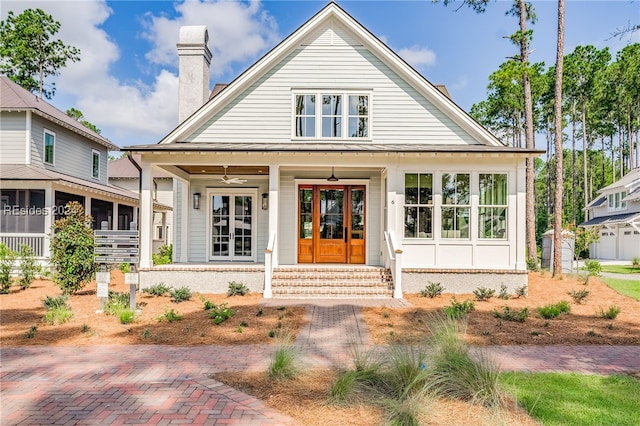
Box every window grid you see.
[293,92,369,139]
[404,173,433,239]
[478,173,507,239]
[441,173,470,239]
[92,150,100,179]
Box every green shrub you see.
[49,202,96,294]
[443,297,475,319]
[142,282,171,297]
[43,306,73,325]
[473,286,495,301]
[497,284,510,300]
[25,325,37,339]
[170,286,192,303]
[0,243,16,294]
[43,294,69,310]
[526,256,539,271]
[119,262,131,273]
[18,244,39,289]
[420,281,444,298]
[202,299,215,310]
[207,303,235,324]
[158,307,183,322]
[537,301,571,319]
[492,306,529,323]
[632,257,640,269]
[584,259,602,276]
[515,285,528,298]
[117,309,136,324]
[568,288,590,304]
[227,281,250,296]
[152,244,172,265]
[599,305,621,320]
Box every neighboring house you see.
[0,76,158,263]
[125,3,541,297]
[108,154,173,253]
[582,168,640,261]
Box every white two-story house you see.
[582,168,640,260]
[0,76,144,262]
[125,3,541,297]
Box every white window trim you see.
[478,173,508,240]
[607,191,627,212]
[291,90,372,141]
[441,173,471,240]
[43,129,55,165]
[91,149,100,179]
[403,172,434,240]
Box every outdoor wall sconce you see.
[262,193,269,210]
[193,192,201,210]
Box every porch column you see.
[515,159,527,270]
[113,203,119,230]
[386,165,403,299]
[43,187,53,259]
[139,162,154,268]
[178,179,190,263]
[269,164,279,266]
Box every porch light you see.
[262,193,269,210]
[193,192,201,210]
[327,167,339,182]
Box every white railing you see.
[383,231,403,299]
[0,234,46,257]
[263,232,277,298]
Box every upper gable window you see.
[608,191,626,211]
[92,150,100,179]
[294,92,370,139]
[44,130,55,165]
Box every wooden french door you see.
[298,185,365,264]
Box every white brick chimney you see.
[177,25,212,123]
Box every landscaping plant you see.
[473,286,495,301]
[49,201,96,294]
[568,288,590,304]
[599,305,621,320]
[152,244,172,265]
[268,330,298,380]
[227,281,250,296]
[420,281,444,298]
[142,282,171,297]
[169,286,192,303]
[42,294,73,325]
[492,306,529,322]
[443,297,475,319]
[537,301,571,319]
[0,243,16,294]
[18,244,39,289]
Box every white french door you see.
[208,189,257,261]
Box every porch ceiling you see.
[178,165,269,175]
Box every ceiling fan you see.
[220,166,247,185]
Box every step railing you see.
[383,230,403,298]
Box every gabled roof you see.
[0,76,118,151]
[581,211,640,227]
[142,2,524,151]
[597,168,640,194]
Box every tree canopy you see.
[0,8,80,99]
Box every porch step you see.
[271,266,394,298]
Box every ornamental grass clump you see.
[268,330,299,380]
[42,295,73,325]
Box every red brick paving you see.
[2,303,640,425]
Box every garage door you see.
[620,229,640,260]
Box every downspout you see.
[126,152,143,228]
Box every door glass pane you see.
[299,188,313,239]
[234,195,252,257]
[351,188,364,240]
[212,195,230,256]
[320,189,343,239]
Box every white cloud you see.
[141,0,280,78]
[2,1,280,147]
[397,45,436,69]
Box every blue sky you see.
[2,1,638,148]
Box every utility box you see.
[541,229,575,273]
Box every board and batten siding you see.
[278,170,381,266]
[187,177,269,263]
[185,24,478,145]
[0,112,28,164]
[30,115,109,184]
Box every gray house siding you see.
[31,115,109,184]
[0,112,27,164]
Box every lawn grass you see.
[600,265,640,274]
[500,372,640,426]
[601,277,640,301]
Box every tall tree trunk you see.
[519,0,538,263]
[619,124,624,177]
[601,137,605,188]
[571,103,577,225]
[582,108,588,215]
[546,118,553,229]
[552,0,565,278]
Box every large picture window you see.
[404,173,433,238]
[441,173,470,239]
[294,92,369,139]
[478,173,507,239]
[44,130,55,165]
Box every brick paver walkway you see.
[2,299,639,425]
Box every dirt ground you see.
[2,271,638,425]
[364,272,640,346]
